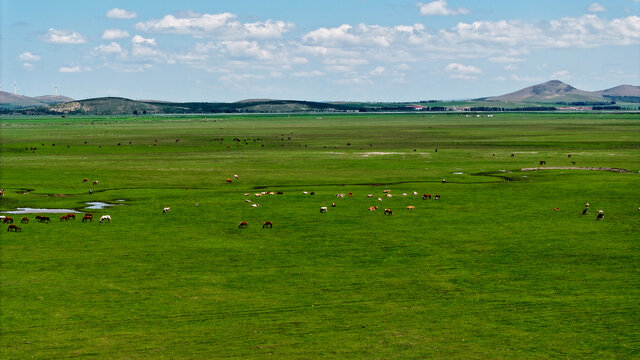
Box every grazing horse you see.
[596,210,604,221]
[37,216,50,223]
[407,206,416,210]
[3,217,13,224]
[99,215,111,223]
[163,207,171,213]
[66,214,75,220]
[368,206,378,211]
[60,215,69,221]
[82,214,93,223]
[384,209,393,215]
[262,221,273,229]
[7,224,21,232]
[320,207,328,213]
[226,179,233,183]
[539,160,546,165]
[83,178,89,183]
[21,217,29,223]
[422,194,431,200]
[331,203,337,207]
[434,194,440,200]
[93,180,99,185]
[238,221,248,229]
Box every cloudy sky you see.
[2,0,639,101]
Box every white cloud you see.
[132,46,160,57]
[135,12,292,39]
[43,28,87,44]
[488,56,524,63]
[587,3,606,12]
[445,62,482,80]
[59,66,91,73]
[552,70,571,80]
[23,63,35,70]
[292,70,324,77]
[132,35,157,46]
[370,66,386,75]
[18,52,41,61]
[418,1,470,16]
[107,8,137,19]
[510,74,544,82]
[95,42,124,54]
[504,64,518,71]
[102,29,130,39]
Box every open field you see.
[1,112,639,359]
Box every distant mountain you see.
[0,91,74,109]
[47,97,163,115]
[594,85,640,97]
[484,80,605,103]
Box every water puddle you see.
[85,201,121,209]
[2,208,80,214]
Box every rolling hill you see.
[484,80,604,103]
[0,91,73,109]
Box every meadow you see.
[1,112,639,359]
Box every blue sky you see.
[2,0,639,101]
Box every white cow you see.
[99,215,111,223]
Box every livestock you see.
[554,208,560,211]
[83,178,89,183]
[251,204,260,207]
[384,209,393,215]
[407,206,416,210]
[234,174,239,179]
[226,179,233,183]
[60,215,68,221]
[368,206,378,211]
[331,203,336,207]
[378,198,383,201]
[163,207,171,213]
[100,215,111,223]
[37,216,50,223]
[539,160,546,165]
[67,214,75,220]
[434,194,440,200]
[93,180,99,185]
[385,194,392,198]
[277,191,283,195]
[82,214,93,223]
[239,221,248,228]
[442,179,447,183]
[3,217,13,224]
[246,200,252,203]
[582,207,589,216]
[596,210,604,221]
[413,191,418,195]
[422,194,431,200]
[383,190,391,193]
[367,194,374,198]
[7,225,21,232]
[336,193,345,198]
[21,217,29,224]
[320,207,328,213]
[262,221,273,229]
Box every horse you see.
[406,206,416,210]
[3,217,13,224]
[539,160,546,165]
[163,207,171,213]
[37,216,50,223]
[93,180,99,185]
[7,224,21,232]
[384,209,393,215]
[83,178,89,183]
[66,214,75,220]
[226,179,233,183]
[238,221,248,229]
[99,215,111,223]
[262,221,273,229]
[21,217,29,223]
[60,215,68,221]
[434,194,440,200]
[82,214,93,223]
[422,194,431,200]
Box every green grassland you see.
[1,113,639,359]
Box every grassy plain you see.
[1,112,639,359]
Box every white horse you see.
[99,215,111,223]
[163,207,170,213]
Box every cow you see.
[434,194,440,200]
[67,214,75,220]
[163,207,170,213]
[262,221,273,229]
[407,206,416,210]
[422,194,431,200]
[3,217,13,224]
[21,217,29,224]
[82,214,93,223]
[368,206,378,211]
[100,215,111,223]
[320,207,328,213]
[7,224,21,232]
[238,221,248,229]
[384,209,393,215]
[596,210,604,221]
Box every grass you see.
[1,112,639,359]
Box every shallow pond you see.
[2,208,81,214]
[85,201,119,209]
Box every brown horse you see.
[422,194,431,200]
[67,214,76,220]
[384,209,393,215]
[82,214,93,223]
[60,215,68,221]
[3,217,13,224]
[21,217,29,223]
[262,221,273,229]
[238,221,248,229]
[7,224,21,232]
